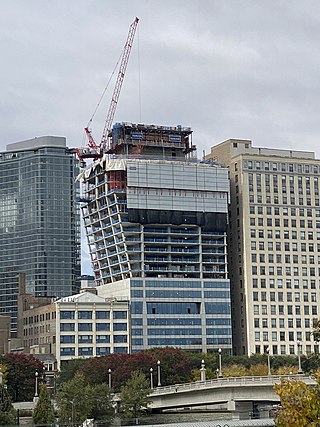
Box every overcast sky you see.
[2,0,320,274]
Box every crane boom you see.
[101,17,139,150]
[77,17,139,165]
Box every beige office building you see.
[205,139,320,356]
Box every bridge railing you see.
[150,374,316,395]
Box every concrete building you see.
[0,315,10,354]
[21,291,129,369]
[205,139,320,356]
[0,136,81,335]
[79,122,232,353]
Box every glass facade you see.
[81,123,232,353]
[0,137,81,333]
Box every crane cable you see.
[86,45,126,130]
[137,24,142,122]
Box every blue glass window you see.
[206,318,231,325]
[96,335,110,343]
[114,335,127,343]
[132,338,143,346]
[60,348,75,356]
[148,338,202,346]
[78,311,92,319]
[147,318,201,326]
[96,323,110,331]
[205,302,231,314]
[60,335,75,343]
[96,347,110,355]
[147,302,200,315]
[78,335,93,343]
[114,347,128,353]
[145,280,201,288]
[113,323,127,331]
[132,328,143,336]
[96,311,110,319]
[60,323,75,331]
[148,328,202,336]
[204,281,230,288]
[113,311,127,319]
[78,347,93,356]
[131,290,143,298]
[206,328,232,335]
[78,323,92,331]
[146,290,201,298]
[206,338,232,345]
[131,302,143,314]
[204,291,230,298]
[60,311,75,319]
[131,318,143,325]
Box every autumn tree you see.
[0,353,43,402]
[33,385,55,425]
[222,364,249,377]
[274,378,320,427]
[120,371,151,419]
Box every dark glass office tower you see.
[0,136,81,335]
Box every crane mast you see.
[77,17,139,165]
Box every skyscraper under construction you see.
[80,123,232,353]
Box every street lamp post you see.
[69,400,75,427]
[150,368,153,389]
[35,371,39,397]
[297,341,303,374]
[108,368,112,388]
[266,347,271,376]
[157,360,161,387]
[218,348,223,378]
[200,359,206,381]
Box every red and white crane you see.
[76,17,139,166]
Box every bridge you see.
[148,375,316,418]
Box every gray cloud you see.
[2,0,320,273]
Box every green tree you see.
[274,377,320,427]
[0,383,16,425]
[33,385,55,425]
[87,383,114,421]
[120,371,151,419]
[56,358,87,388]
[57,373,92,424]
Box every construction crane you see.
[76,17,139,167]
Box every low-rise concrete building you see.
[21,291,130,369]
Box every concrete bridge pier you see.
[227,400,253,420]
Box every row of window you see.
[250,218,320,231]
[251,253,320,264]
[130,280,229,288]
[255,330,310,342]
[250,241,320,253]
[253,303,317,316]
[252,278,318,290]
[60,322,127,331]
[244,160,319,173]
[59,310,127,320]
[255,344,319,355]
[249,206,320,217]
[254,317,312,329]
[60,346,128,356]
[252,265,320,276]
[247,193,319,206]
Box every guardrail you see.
[150,374,316,396]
